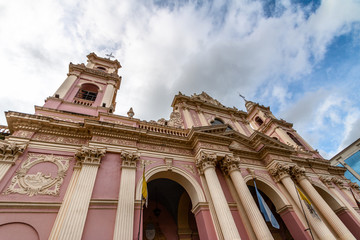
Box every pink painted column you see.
[193,204,217,240]
[279,208,312,240]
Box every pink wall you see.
[231,209,250,240]
[215,168,234,203]
[91,153,121,200]
[0,212,58,240]
[82,208,117,240]
[194,208,218,240]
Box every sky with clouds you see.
[0,0,359,159]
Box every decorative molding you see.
[289,165,306,181]
[196,152,217,174]
[220,155,240,175]
[0,140,27,164]
[164,157,173,171]
[121,150,139,168]
[319,176,335,188]
[33,133,87,145]
[75,146,106,166]
[332,177,348,190]
[181,164,196,174]
[4,153,70,196]
[269,163,291,182]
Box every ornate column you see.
[113,151,139,240]
[54,74,78,99]
[269,163,335,240]
[196,107,208,126]
[0,140,26,181]
[49,146,106,240]
[291,166,356,240]
[221,155,273,240]
[320,176,360,223]
[196,152,241,240]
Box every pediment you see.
[229,140,255,152]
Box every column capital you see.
[289,165,307,181]
[331,177,349,190]
[269,162,291,182]
[121,151,139,168]
[0,140,27,164]
[220,155,241,175]
[319,176,335,188]
[348,181,360,190]
[75,146,106,166]
[196,152,217,174]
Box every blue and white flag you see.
[254,180,280,229]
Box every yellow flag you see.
[142,170,148,207]
[297,187,320,219]
[297,187,312,206]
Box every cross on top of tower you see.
[106,52,115,59]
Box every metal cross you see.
[238,93,247,101]
[106,52,115,59]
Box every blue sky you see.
[0,0,359,160]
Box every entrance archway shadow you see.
[135,165,206,208]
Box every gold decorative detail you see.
[0,140,26,164]
[121,151,139,168]
[196,152,217,174]
[5,153,70,196]
[75,146,106,166]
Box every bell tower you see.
[41,53,121,117]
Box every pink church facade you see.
[0,53,359,240]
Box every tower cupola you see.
[41,53,122,117]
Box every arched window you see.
[287,132,303,147]
[75,84,99,102]
[211,118,224,125]
[272,137,278,141]
[96,66,107,72]
[255,116,264,126]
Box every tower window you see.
[75,84,99,104]
[287,132,303,147]
[96,66,107,72]
[255,116,264,126]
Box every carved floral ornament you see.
[5,153,71,196]
[319,176,334,188]
[221,155,241,175]
[75,146,106,166]
[349,182,360,190]
[196,152,217,174]
[269,163,292,182]
[0,140,27,164]
[121,150,139,168]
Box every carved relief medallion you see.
[5,153,71,196]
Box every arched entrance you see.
[143,179,199,240]
[245,177,310,240]
[135,166,216,240]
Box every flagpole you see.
[137,164,145,240]
[294,182,314,240]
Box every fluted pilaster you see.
[222,155,273,240]
[291,166,355,240]
[113,151,139,240]
[196,152,241,240]
[49,146,106,240]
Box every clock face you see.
[145,223,156,240]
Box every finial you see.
[127,107,134,118]
[105,52,115,59]
[239,93,247,102]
